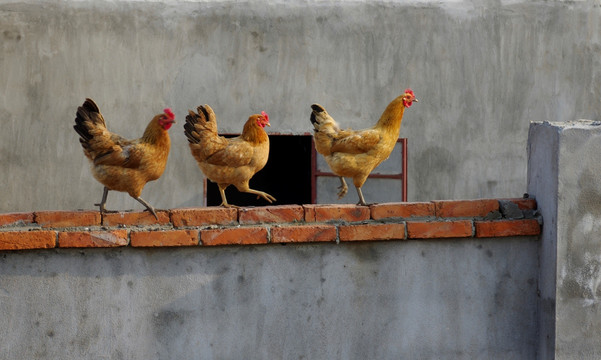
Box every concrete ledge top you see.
[531,119,601,129]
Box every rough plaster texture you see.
[528,120,601,359]
[1,0,601,211]
[0,239,539,359]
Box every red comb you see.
[404,88,414,96]
[163,108,175,120]
[261,111,269,123]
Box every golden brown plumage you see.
[184,104,275,207]
[310,89,417,205]
[73,98,175,218]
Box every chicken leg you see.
[245,189,276,203]
[95,187,158,219]
[355,187,368,206]
[337,177,348,199]
[217,185,237,208]
[218,183,276,207]
[94,187,110,213]
[134,196,159,220]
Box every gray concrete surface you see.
[0,239,539,359]
[1,0,601,211]
[528,120,601,359]
[527,121,559,359]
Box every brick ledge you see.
[0,198,540,250]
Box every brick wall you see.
[0,198,540,251]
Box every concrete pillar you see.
[527,120,601,360]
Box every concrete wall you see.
[528,120,601,359]
[0,239,539,359]
[1,0,601,212]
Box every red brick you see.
[0,231,56,250]
[339,223,406,242]
[407,220,473,239]
[34,210,101,228]
[201,227,268,246]
[0,212,34,227]
[303,205,317,222]
[58,230,128,248]
[271,225,337,243]
[239,205,304,224]
[504,198,537,210]
[102,210,170,227]
[434,199,499,218]
[475,219,541,238]
[370,202,435,220]
[309,204,370,223]
[170,207,238,227]
[130,230,199,247]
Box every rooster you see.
[310,89,417,206]
[184,105,276,207]
[73,98,175,219]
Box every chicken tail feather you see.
[310,104,326,127]
[183,121,200,144]
[184,105,218,144]
[74,98,105,142]
[310,103,339,134]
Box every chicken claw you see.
[134,196,159,220]
[337,177,348,199]
[95,187,110,213]
[94,202,107,213]
[218,186,276,207]
[248,190,276,203]
[221,203,240,208]
[356,187,368,206]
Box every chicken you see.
[73,98,175,219]
[310,89,417,206]
[184,104,276,207]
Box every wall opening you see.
[205,135,407,205]
[206,135,314,206]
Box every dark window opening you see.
[206,135,314,206]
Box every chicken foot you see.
[94,187,110,213]
[246,189,276,204]
[217,186,237,208]
[218,184,276,207]
[133,196,159,220]
[355,187,368,206]
[94,187,158,219]
[337,177,348,199]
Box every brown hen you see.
[184,105,275,207]
[310,89,417,205]
[73,98,175,218]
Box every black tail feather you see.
[310,104,326,126]
[184,111,200,144]
[198,105,210,122]
[74,109,91,136]
[73,98,100,142]
[310,112,318,126]
[311,104,325,113]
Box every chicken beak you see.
[413,98,418,103]
[266,122,271,127]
